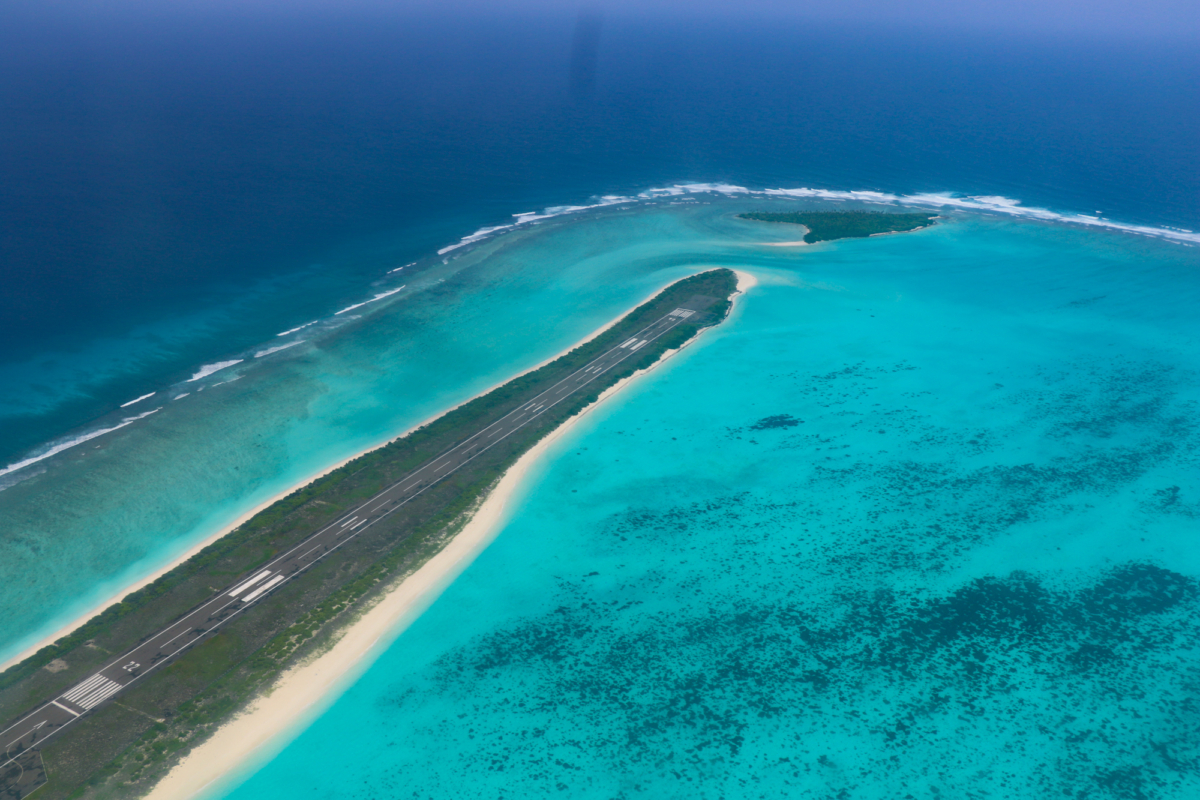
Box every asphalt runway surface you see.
[1,299,712,797]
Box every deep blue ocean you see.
[2,5,1200,798]
[3,10,1198,468]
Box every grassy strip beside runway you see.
[0,268,737,800]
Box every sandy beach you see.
[0,278,691,675]
[143,269,756,799]
[760,240,810,246]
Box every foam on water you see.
[0,408,161,482]
[214,206,1200,800]
[5,182,1185,494]
[254,342,304,359]
[186,360,244,382]
[333,285,407,315]
[431,184,1200,260]
[275,321,318,337]
[0,202,746,666]
[119,392,156,408]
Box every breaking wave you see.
[9,181,1193,493]
[255,341,304,358]
[186,360,244,382]
[119,392,156,408]
[0,408,161,480]
[433,183,1200,257]
[276,321,318,337]
[334,285,406,315]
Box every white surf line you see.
[431,182,1200,267]
[276,321,318,337]
[334,286,406,316]
[0,408,162,479]
[254,341,303,358]
[120,392,156,408]
[187,360,243,382]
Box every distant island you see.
[739,210,937,243]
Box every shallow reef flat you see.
[217,208,1200,800]
[0,199,757,666]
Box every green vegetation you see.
[739,209,937,243]
[0,268,738,800]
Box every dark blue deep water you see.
[2,8,1198,468]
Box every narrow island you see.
[739,209,937,243]
[0,269,740,800]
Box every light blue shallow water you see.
[0,201,750,664]
[216,208,1200,799]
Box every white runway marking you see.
[75,680,123,710]
[242,575,286,603]
[51,701,80,717]
[63,676,122,710]
[61,675,106,702]
[228,570,272,597]
[0,307,702,772]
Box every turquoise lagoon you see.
[211,207,1200,798]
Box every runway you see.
[0,299,712,797]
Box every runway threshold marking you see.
[59,675,105,701]
[50,702,79,718]
[62,676,122,710]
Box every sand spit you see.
[144,269,756,799]
[0,279,685,675]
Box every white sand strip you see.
[0,276,699,675]
[144,269,757,800]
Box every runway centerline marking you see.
[0,303,709,775]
